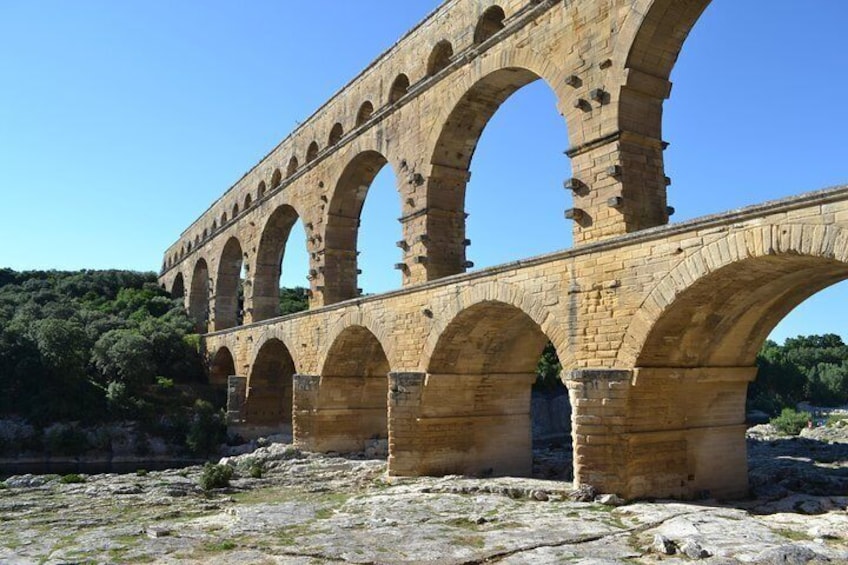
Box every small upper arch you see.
[306,141,320,163]
[355,101,374,127]
[427,40,453,77]
[388,73,410,104]
[258,181,267,199]
[328,122,344,147]
[474,5,506,44]
[271,168,282,188]
[287,156,299,177]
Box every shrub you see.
[770,408,812,435]
[136,469,148,476]
[186,400,226,456]
[60,473,86,484]
[43,423,89,456]
[246,460,264,479]
[199,463,233,491]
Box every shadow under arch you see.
[618,224,848,499]
[215,237,244,331]
[170,272,185,299]
[425,66,570,279]
[209,346,235,387]
[252,204,308,322]
[188,258,209,333]
[323,150,399,304]
[302,325,391,454]
[243,338,297,436]
[394,300,568,478]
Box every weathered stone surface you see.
[2,435,846,564]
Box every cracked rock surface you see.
[1,438,847,564]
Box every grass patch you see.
[59,473,86,484]
[205,540,237,551]
[453,534,485,548]
[773,528,813,541]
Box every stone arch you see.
[170,272,185,299]
[323,149,398,304]
[388,73,410,104]
[244,193,253,209]
[258,181,267,199]
[306,141,319,163]
[311,324,391,453]
[188,258,209,332]
[426,40,453,76]
[410,298,566,478]
[620,224,848,367]
[221,211,228,225]
[245,337,297,430]
[318,309,394,373]
[209,346,235,387]
[328,122,344,147]
[252,204,306,322]
[212,220,217,232]
[271,168,282,188]
[473,5,505,44]
[232,202,240,218]
[355,101,373,127]
[286,156,299,178]
[423,63,569,279]
[215,237,244,331]
[616,224,848,499]
[421,280,567,371]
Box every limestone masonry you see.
[159,0,848,499]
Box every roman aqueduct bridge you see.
[159,0,848,499]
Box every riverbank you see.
[2,431,847,564]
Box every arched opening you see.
[188,259,209,332]
[170,273,185,300]
[258,181,266,199]
[252,205,308,321]
[232,202,239,218]
[245,338,296,436]
[473,5,505,44]
[324,150,400,304]
[306,141,319,163]
[286,156,299,178]
[221,211,228,225]
[426,40,453,76]
[210,347,235,388]
[660,2,847,220]
[428,68,570,278]
[627,250,848,499]
[244,193,253,209]
[214,237,244,331]
[212,220,217,232]
[400,301,570,478]
[312,326,390,454]
[388,73,410,104]
[355,101,373,127]
[202,229,208,240]
[271,168,282,189]
[328,122,344,147]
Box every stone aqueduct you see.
[159,0,848,499]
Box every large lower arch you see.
[252,205,305,322]
[618,224,848,499]
[188,259,209,332]
[299,326,390,453]
[424,66,569,280]
[215,237,244,330]
[244,338,296,434]
[323,150,398,304]
[390,300,558,478]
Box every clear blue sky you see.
[1,1,846,343]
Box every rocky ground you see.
[1,430,847,565]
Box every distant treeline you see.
[751,334,848,414]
